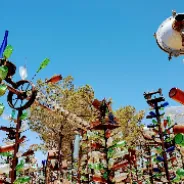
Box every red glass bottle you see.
[169,88,184,105]
[173,125,184,134]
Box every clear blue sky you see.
[1,0,184,162]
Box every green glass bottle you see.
[0,66,8,80]
[0,84,7,96]
[0,103,5,116]
[3,45,13,59]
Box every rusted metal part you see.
[58,130,64,181]
[172,20,184,47]
[47,150,59,160]
[90,120,120,130]
[111,160,129,171]
[0,59,37,182]
[11,110,23,183]
[0,136,25,153]
[182,33,184,47]
[0,126,15,132]
[0,126,16,140]
[7,80,37,111]
[172,20,184,31]
[92,176,107,183]
[0,145,14,153]
[22,149,34,157]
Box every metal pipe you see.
[11,110,22,183]
[155,101,171,183]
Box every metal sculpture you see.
[0,59,37,110]
[0,30,51,183]
[143,88,176,183]
[90,98,120,184]
[154,10,184,60]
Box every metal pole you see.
[104,128,113,184]
[58,126,63,181]
[147,145,154,184]
[11,110,22,183]
[155,101,171,183]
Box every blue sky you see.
[1,0,184,163]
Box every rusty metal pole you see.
[147,145,154,184]
[155,102,171,183]
[11,109,22,183]
[58,126,64,181]
[86,131,90,183]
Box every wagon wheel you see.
[7,80,37,110]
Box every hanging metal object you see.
[154,10,184,60]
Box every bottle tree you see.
[89,98,121,183]
[169,87,184,182]
[141,126,161,184]
[107,132,135,183]
[143,88,178,183]
[0,30,53,183]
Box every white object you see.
[155,11,184,59]
[19,66,28,80]
[113,173,128,182]
[0,164,10,174]
[16,151,23,158]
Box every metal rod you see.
[11,109,22,183]
[104,128,113,184]
[58,132,63,182]
[155,101,171,183]
[147,145,154,184]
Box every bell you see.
[0,66,8,80]
[0,84,7,96]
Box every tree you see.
[114,106,145,147]
[28,75,96,161]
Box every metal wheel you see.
[7,80,37,110]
